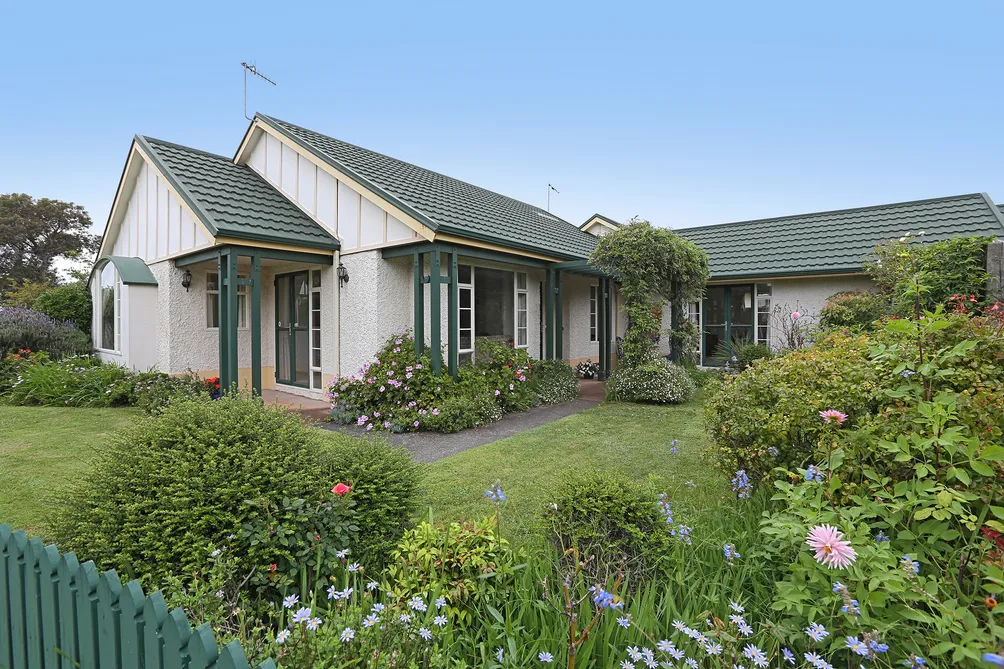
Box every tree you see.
[0,193,99,295]
[33,284,93,334]
[589,219,709,365]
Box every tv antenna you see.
[547,183,560,212]
[241,61,276,120]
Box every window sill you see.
[95,347,121,355]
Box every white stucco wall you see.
[767,275,875,347]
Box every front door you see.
[275,271,310,386]
[702,284,754,365]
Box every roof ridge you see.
[257,113,580,229]
[675,192,989,234]
[139,135,232,162]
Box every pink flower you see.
[432,408,440,416]
[416,364,423,369]
[331,482,352,496]
[379,386,386,392]
[495,389,501,396]
[413,421,419,427]
[791,311,802,320]
[806,525,857,569]
[819,410,847,425]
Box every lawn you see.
[417,396,727,544]
[0,405,143,536]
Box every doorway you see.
[702,284,754,365]
[275,271,310,386]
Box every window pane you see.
[312,370,322,388]
[207,293,219,328]
[295,330,309,380]
[294,274,309,327]
[311,292,320,310]
[459,310,471,328]
[312,271,321,288]
[730,286,754,327]
[516,272,527,290]
[312,330,321,348]
[458,264,472,284]
[206,272,218,292]
[517,329,527,346]
[517,292,527,311]
[238,294,248,328]
[705,287,726,325]
[460,333,472,350]
[312,350,321,367]
[460,288,471,308]
[518,310,527,328]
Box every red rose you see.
[331,483,351,496]
[268,563,277,571]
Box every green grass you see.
[0,405,143,536]
[418,396,728,543]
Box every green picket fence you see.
[0,524,274,669]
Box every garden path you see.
[319,380,606,463]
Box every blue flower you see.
[846,636,868,656]
[731,470,752,499]
[282,594,299,608]
[419,627,432,641]
[730,601,745,613]
[723,544,741,561]
[617,616,631,628]
[983,653,1004,666]
[486,482,507,503]
[901,555,920,575]
[805,465,824,482]
[591,586,616,609]
[901,369,915,378]
[875,530,890,542]
[804,622,829,642]
[538,651,554,663]
[782,648,795,665]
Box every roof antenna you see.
[547,183,560,212]
[241,61,277,121]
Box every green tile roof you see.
[580,213,622,229]
[137,135,339,251]
[256,114,597,260]
[675,193,1004,280]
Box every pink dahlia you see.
[806,524,857,569]
[819,409,847,425]
[790,311,802,320]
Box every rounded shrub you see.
[606,358,695,404]
[819,290,888,331]
[55,394,332,585]
[319,434,423,567]
[543,470,674,584]
[33,284,92,335]
[529,360,579,404]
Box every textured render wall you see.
[562,274,599,364]
[339,252,413,377]
[768,275,875,347]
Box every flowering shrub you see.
[575,359,599,379]
[328,331,546,434]
[0,306,90,359]
[529,360,580,404]
[55,394,336,586]
[606,357,695,404]
[819,289,889,331]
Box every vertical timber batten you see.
[598,277,607,378]
[554,270,563,361]
[251,252,262,395]
[226,251,239,391]
[413,251,425,357]
[447,250,458,377]
[544,268,554,360]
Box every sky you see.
[3,0,1003,257]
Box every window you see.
[206,272,249,329]
[589,285,598,341]
[98,262,119,351]
[755,283,772,347]
[515,272,528,348]
[688,301,701,360]
[310,270,322,389]
[458,264,474,355]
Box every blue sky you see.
[3,0,1003,243]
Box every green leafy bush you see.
[0,306,90,359]
[328,331,532,433]
[731,342,772,372]
[543,470,674,584]
[529,360,579,404]
[33,283,92,334]
[319,434,423,568]
[606,357,695,404]
[54,394,334,586]
[819,290,889,331]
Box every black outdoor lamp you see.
[181,269,192,292]
[337,263,349,286]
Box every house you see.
[90,116,1004,393]
[89,114,618,398]
[585,193,1004,365]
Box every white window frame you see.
[309,269,322,389]
[514,272,528,349]
[755,283,772,347]
[688,301,702,361]
[458,264,475,355]
[94,262,121,353]
[589,285,598,342]
[206,271,250,330]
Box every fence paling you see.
[0,524,274,669]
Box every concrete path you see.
[320,380,606,463]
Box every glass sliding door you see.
[701,284,755,365]
[275,270,311,387]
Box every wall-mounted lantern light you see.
[181,269,192,292]
[337,263,349,286]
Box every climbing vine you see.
[589,219,709,365]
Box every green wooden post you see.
[25,537,44,669]
[604,278,613,378]
[226,251,239,392]
[217,250,229,391]
[74,561,99,669]
[429,250,442,375]
[38,544,61,669]
[447,249,458,377]
[120,579,146,666]
[250,253,262,396]
[143,591,169,669]
[8,529,29,669]
[598,279,607,379]
[162,608,192,669]
[0,524,12,669]
[413,251,424,356]
[188,623,219,668]
[544,269,554,360]
[554,270,564,360]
